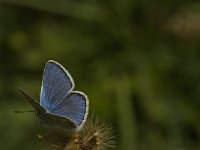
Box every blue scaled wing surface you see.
[40,60,89,129]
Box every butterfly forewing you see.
[40,60,74,111]
[18,88,46,114]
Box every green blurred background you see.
[0,0,200,150]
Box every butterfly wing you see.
[40,60,74,111]
[50,91,89,129]
[18,88,46,114]
[40,60,89,130]
[41,112,77,130]
[19,88,77,129]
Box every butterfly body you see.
[19,60,89,131]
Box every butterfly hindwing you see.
[40,112,77,130]
[50,91,89,128]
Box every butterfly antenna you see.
[14,110,35,113]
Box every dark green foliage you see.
[0,0,200,150]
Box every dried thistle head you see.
[80,116,115,150]
[39,116,115,150]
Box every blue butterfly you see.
[19,60,89,131]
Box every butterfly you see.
[19,60,89,131]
